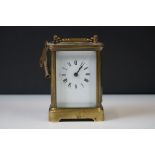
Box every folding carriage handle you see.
[40,41,50,79]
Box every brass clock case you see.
[40,35,104,122]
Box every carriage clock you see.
[40,35,104,122]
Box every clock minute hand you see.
[77,66,82,74]
[76,63,85,74]
[74,63,85,77]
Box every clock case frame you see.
[40,35,104,122]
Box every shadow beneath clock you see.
[60,119,94,122]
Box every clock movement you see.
[40,35,104,122]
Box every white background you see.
[0,0,155,155]
[0,95,155,129]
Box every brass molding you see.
[49,107,104,122]
[52,35,100,44]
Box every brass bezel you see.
[41,35,104,122]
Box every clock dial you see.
[56,51,96,108]
[60,60,91,89]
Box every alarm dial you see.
[56,51,96,108]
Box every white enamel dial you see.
[56,51,96,108]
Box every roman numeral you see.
[62,67,67,70]
[63,78,67,83]
[84,78,89,82]
[81,83,84,88]
[74,60,77,65]
[80,62,85,66]
[68,83,71,87]
[67,62,71,66]
[85,73,90,76]
[84,67,88,70]
[75,84,77,89]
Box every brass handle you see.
[40,41,50,79]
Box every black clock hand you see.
[77,64,84,73]
[74,63,85,77]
